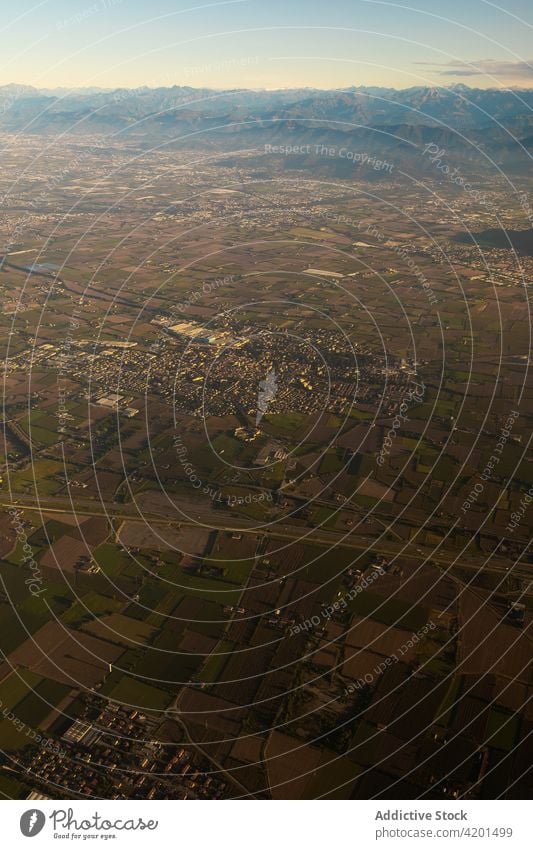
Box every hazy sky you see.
[2,0,533,90]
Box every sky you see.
[1,0,533,91]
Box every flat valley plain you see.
[0,134,531,801]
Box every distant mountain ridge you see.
[1,83,531,175]
[2,83,533,130]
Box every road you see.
[2,492,531,583]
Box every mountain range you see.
[1,83,532,175]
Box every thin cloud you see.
[416,59,533,80]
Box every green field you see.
[319,450,344,475]
[0,588,73,653]
[213,556,254,586]
[108,675,172,711]
[93,542,132,577]
[82,612,158,647]
[14,677,72,727]
[199,640,235,684]
[310,506,338,529]
[347,591,429,631]
[10,459,74,494]
[0,670,43,712]
[61,591,123,627]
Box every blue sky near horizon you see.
[1,0,533,90]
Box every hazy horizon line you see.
[2,81,533,94]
